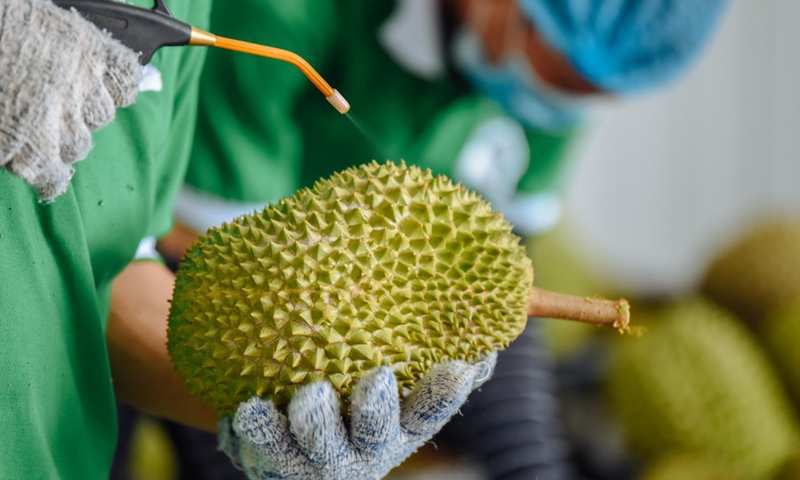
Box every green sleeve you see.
[402,95,581,198]
[406,96,500,176]
[518,127,583,195]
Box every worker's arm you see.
[107,260,219,432]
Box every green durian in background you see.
[606,299,800,480]
[638,453,742,480]
[774,450,800,480]
[763,299,800,406]
[127,417,178,480]
[168,161,629,415]
[701,220,800,412]
[701,220,800,324]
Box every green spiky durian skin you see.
[168,161,533,415]
[606,300,800,480]
[702,221,800,323]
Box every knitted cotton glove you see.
[219,357,496,480]
[0,0,141,201]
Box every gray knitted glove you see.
[218,357,496,480]
[0,0,141,201]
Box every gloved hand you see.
[0,0,141,201]
[219,356,496,480]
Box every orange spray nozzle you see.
[189,27,350,114]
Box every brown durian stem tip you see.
[528,286,636,335]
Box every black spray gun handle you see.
[52,0,352,113]
[52,0,191,64]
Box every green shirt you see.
[0,1,210,478]
[186,0,579,223]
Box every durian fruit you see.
[763,299,800,405]
[701,221,800,324]
[170,162,515,414]
[638,453,741,480]
[606,299,800,480]
[168,161,628,415]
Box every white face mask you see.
[451,26,589,132]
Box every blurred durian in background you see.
[636,453,742,480]
[701,221,800,325]
[606,299,799,480]
[701,220,800,410]
[525,218,800,480]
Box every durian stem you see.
[528,287,632,334]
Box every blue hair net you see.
[516,0,731,93]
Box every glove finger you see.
[7,149,74,202]
[100,35,141,107]
[287,381,349,465]
[233,396,298,458]
[350,367,401,453]
[60,106,93,164]
[400,361,475,439]
[5,102,74,202]
[82,82,116,131]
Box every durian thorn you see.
[528,287,634,334]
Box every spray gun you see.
[52,0,351,114]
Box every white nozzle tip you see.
[326,89,351,114]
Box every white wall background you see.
[562,0,800,296]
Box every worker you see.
[0,0,492,479]
[144,0,731,479]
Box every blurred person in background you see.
[114,0,731,479]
